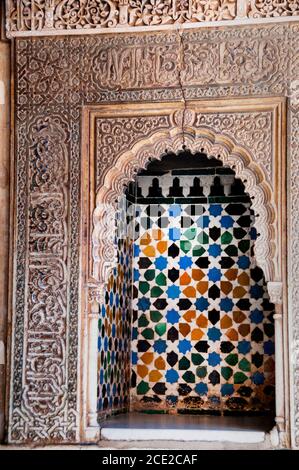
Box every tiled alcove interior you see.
[97,152,275,418]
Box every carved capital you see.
[267,281,283,305]
[87,283,106,306]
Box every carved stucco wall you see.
[7,22,299,447]
[5,1,299,36]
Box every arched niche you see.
[92,128,276,291]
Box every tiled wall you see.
[130,173,275,413]
[97,169,275,416]
[97,199,133,416]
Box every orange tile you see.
[196,314,208,328]
[238,272,250,286]
[137,365,149,378]
[180,272,191,285]
[226,328,238,341]
[149,370,163,382]
[154,357,166,370]
[192,269,205,281]
[191,328,204,340]
[141,352,154,364]
[220,314,232,329]
[179,323,191,337]
[157,241,167,254]
[183,310,196,322]
[233,310,246,323]
[238,324,250,337]
[196,281,209,294]
[221,281,232,295]
[143,245,156,257]
[224,268,238,281]
[152,228,163,241]
[264,357,275,372]
[183,286,196,298]
[140,232,151,245]
[233,286,247,298]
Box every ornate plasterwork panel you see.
[9,22,297,446]
[89,100,281,294]
[5,0,299,37]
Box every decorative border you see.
[4,0,299,38]
[81,97,286,444]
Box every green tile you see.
[151,286,164,297]
[239,357,251,372]
[221,366,233,380]
[144,269,155,281]
[234,372,248,384]
[137,381,150,395]
[196,366,207,378]
[221,231,233,244]
[224,245,238,257]
[197,231,209,244]
[192,245,206,256]
[182,371,195,383]
[191,353,205,365]
[225,354,238,366]
[180,240,192,253]
[139,281,150,294]
[150,310,163,322]
[155,323,167,336]
[156,272,167,286]
[179,356,190,370]
[138,314,149,327]
[142,328,154,340]
[238,239,250,253]
[184,228,197,240]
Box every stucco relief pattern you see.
[5,1,299,36]
[194,113,273,184]
[10,23,298,445]
[96,115,171,188]
[10,113,80,442]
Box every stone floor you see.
[100,412,275,444]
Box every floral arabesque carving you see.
[93,126,276,291]
[249,0,299,18]
[5,0,299,37]
[9,114,79,442]
[5,0,236,36]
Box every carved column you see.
[85,290,101,440]
[267,281,285,438]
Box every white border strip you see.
[6,15,299,38]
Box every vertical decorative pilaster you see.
[267,281,286,440]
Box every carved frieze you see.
[5,0,299,37]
